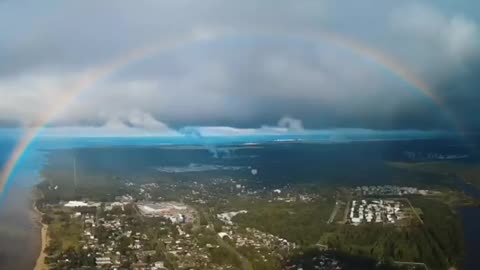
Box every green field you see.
[232,198,336,246]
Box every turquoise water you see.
[0,136,43,270]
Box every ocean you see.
[0,136,42,270]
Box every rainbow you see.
[0,28,464,197]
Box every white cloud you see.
[277,116,304,131]
[0,72,81,126]
[180,116,306,137]
[0,1,479,130]
[36,116,297,137]
[122,110,174,131]
[447,16,479,59]
[389,3,480,79]
[38,112,180,137]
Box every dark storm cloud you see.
[0,0,479,131]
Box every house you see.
[153,261,167,270]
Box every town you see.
[36,175,448,270]
[40,195,301,270]
[37,175,314,270]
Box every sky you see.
[1,0,480,135]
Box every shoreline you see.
[32,195,49,270]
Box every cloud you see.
[180,124,289,137]
[178,116,307,136]
[277,116,304,131]
[389,3,480,81]
[0,1,480,131]
[115,110,174,131]
[35,115,295,138]
[38,111,180,137]
[390,3,479,58]
[32,114,449,142]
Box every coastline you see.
[32,194,49,270]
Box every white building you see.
[64,201,89,208]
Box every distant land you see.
[31,138,480,270]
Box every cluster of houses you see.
[353,185,434,196]
[74,206,169,270]
[349,199,408,225]
[73,200,233,269]
[217,223,295,264]
[216,210,248,225]
[61,200,205,269]
[234,227,295,252]
[159,231,225,269]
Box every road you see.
[202,209,253,270]
[394,261,429,270]
[214,234,253,270]
[342,200,350,224]
[327,201,342,224]
[399,197,424,225]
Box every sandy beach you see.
[33,201,49,270]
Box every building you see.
[95,257,112,266]
[136,201,194,223]
[64,201,89,208]
[153,261,167,270]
